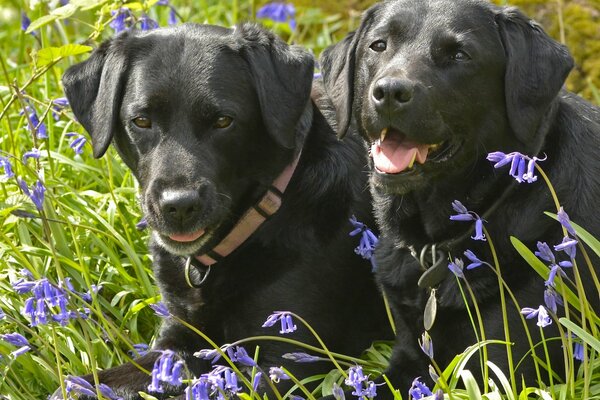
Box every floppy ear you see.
[236,24,314,149]
[320,5,378,138]
[62,34,130,158]
[496,7,574,145]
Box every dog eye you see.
[132,117,152,129]
[369,40,387,52]
[450,50,470,62]
[213,116,233,129]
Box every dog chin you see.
[370,169,429,195]
[152,231,215,256]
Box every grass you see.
[0,1,599,400]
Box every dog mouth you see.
[167,229,207,243]
[370,128,459,175]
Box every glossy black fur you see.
[58,23,391,399]
[321,0,600,397]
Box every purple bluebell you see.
[554,237,577,259]
[140,14,159,30]
[128,343,150,358]
[65,376,96,398]
[486,151,544,183]
[546,261,573,287]
[451,200,468,214]
[148,350,185,392]
[262,311,297,334]
[282,352,321,363]
[232,345,257,366]
[332,383,346,400]
[110,8,133,33]
[22,148,40,163]
[168,8,177,25]
[0,156,14,179]
[97,383,123,400]
[195,347,222,363]
[313,72,322,79]
[224,368,241,393]
[52,97,69,120]
[22,106,47,139]
[344,365,377,397]
[408,377,433,399]
[448,258,465,279]
[186,376,210,400]
[449,200,486,240]
[268,366,290,383]
[136,217,148,230]
[419,331,434,359]
[1,333,31,357]
[257,2,297,30]
[428,365,439,384]
[574,342,584,361]
[150,301,170,318]
[521,305,552,328]
[535,242,556,264]
[537,242,573,286]
[21,12,31,32]
[557,207,577,237]
[464,249,484,270]
[65,132,87,154]
[18,178,45,210]
[543,287,563,314]
[349,216,379,271]
[252,371,263,392]
[471,218,486,241]
[0,308,5,319]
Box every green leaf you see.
[33,44,93,67]
[138,393,159,400]
[559,317,600,354]
[460,369,483,399]
[486,361,516,400]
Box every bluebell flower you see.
[408,377,433,399]
[0,156,14,179]
[262,311,297,334]
[140,14,159,30]
[464,249,484,270]
[22,106,47,139]
[521,305,552,328]
[418,331,434,359]
[231,345,257,366]
[186,376,210,400]
[282,352,321,363]
[543,287,563,314]
[128,343,150,358]
[332,383,346,400]
[428,365,439,384]
[257,2,296,30]
[150,301,170,318]
[195,347,222,363]
[557,207,577,237]
[65,376,96,398]
[449,200,486,241]
[65,132,87,154]
[21,12,31,32]
[535,241,556,264]
[52,97,69,120]
[268,366,290,383]
[224,368,241,393]
[252,371,263,392]
[574,342,584,361]
[448,258,465,279]
[148,350,185,392]
[313,72,322,79]
[22,148,40,163]
[110,8,133,33]
[0,333,31,357]
[168,7,177,25]
[487,151,544,183]
[349,216,379,271]
[136,217,148,230]
[17,178,45,211]
[554,237,577,259]
[344,365,378,397]
[98,383,123,400]
[472,218,486,241]
[0,308,5,319]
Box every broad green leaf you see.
[559,318,600,354]
[460,369,483,399]
[34,44,93,67]
[487,361,516,400]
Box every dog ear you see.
[496,7,573,145]
[236,24,314,149]
[62,34,130,158]
[320,6,378,138]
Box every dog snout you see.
[158,189,203,224]
[372,77,415,110]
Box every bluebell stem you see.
[554,237,577,259]
[262,311,297,334]
[257,2,297,30]
[0,333,31,357]
[268,366,290,383]
[464,249,484,270]
[418,331,434,359]
[150,301,170,318]
[408,377,433,399]
[487,151,544,183]
[349,216,379,271]
[65,132,87,154]
[22,148,40,163]
[282,352,321,363]
[448,258,465,279]
[0,156,14,178]
[521,305,552,328]
[65,376,96,398]
[557,207,577,237]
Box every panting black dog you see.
[58,23,391,399]
[321,0,600,396]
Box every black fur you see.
[321,0,600,397]
[57,23,391,399]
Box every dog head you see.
[63,23,314,255]
[321,0,573,194]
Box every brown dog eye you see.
[132,117,152,129]
[369,40,387,52]
[213,116,233,129]
[451,50,470,62]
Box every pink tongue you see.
[371,138,429,174]
[169,229,205,242]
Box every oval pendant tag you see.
[424,288,437,331]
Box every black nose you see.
[158,189,201,223]
[372,77,414,110]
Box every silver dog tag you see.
[424,288,437,331]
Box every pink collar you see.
[192,151,302,268]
